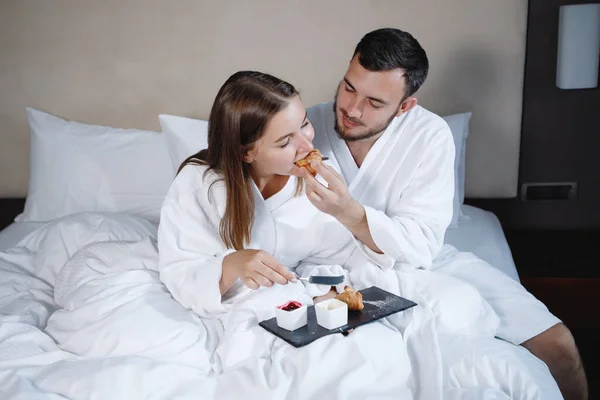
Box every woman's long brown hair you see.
[178,71,300,250]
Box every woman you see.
[157,71,382,317]
[156,71,412,395]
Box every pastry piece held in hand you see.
[336,286,364,311]
[295,149,323,176]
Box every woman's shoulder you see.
[163,163,225,205]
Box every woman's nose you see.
[298,135,314,154]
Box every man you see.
[301,28,587,400]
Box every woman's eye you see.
[345,85,354,92]
[301,120,310,129]
[279,137,292,148]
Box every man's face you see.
[334,55,409,142]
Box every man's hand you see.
[299,161,364,226]
[299,161,383,254]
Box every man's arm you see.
[330,195,382,254]
[299,164,382,254]
[301,129,455,269]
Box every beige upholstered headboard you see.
[0,0,526,198]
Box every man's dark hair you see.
[353,28,429,98]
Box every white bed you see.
[1,206,560,400]
[0,106,563,399]
[445,205,519,282]
[2,203,566,400]
[0,221,45,252]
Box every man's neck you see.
[345,131,383,168]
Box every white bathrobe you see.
[157,164,362,318]
[308,101,561,343]
[157,164,414,396]
[310,104,455,272]
[307,101,563,399]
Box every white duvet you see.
[0,213,561,399]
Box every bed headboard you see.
[0,0,527,199]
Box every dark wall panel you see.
[468,0,600,229]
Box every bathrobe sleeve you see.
[356,128,455,270]
[157,166,235,318]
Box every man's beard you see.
[333,97,398,142]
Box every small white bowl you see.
[315,298,348,330]
[275,301,308,331]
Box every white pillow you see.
[159,114,208,171]
[17,108,174,223]
[442,112,472,227]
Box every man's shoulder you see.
[307,101,336,149]
[307,101,334,122]
[408,105,450,132]
[404,105,453,146]
[307,101,334,112]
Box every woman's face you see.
[245,95,315,177]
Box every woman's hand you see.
[221,249,297,293]
[312,287,338,304]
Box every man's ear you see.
[396,96,418,117]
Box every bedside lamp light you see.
[556,4,600,90]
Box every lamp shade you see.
[556,4,600,90]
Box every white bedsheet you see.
[0,212,561,399]
[0,221,46,251]
[445,205,519,282]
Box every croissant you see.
[295,149,323,176]
[336,286,364,311]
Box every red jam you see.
[278,301,302,311]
